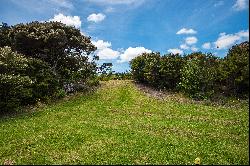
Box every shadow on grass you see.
[0,86,100,120]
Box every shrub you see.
[178,52,219,99]
[159,53,184,89]
[0,47,61,111]
[130,52,161,86]
[219,41,249,97]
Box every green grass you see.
[0,80,249,165]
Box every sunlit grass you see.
[0,80,249,164]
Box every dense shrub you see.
[0,47,34,110]
[130,54,147,83]
[178,52,220,99]
[130,52,161,86]
[130,42,249,99]
[0,47,64,111]
[0,74,33,111]
[219,41,249,97]
[159,53,184,89]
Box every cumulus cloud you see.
[87,13,106,23]
[185,36,198,45]
[92,39,152,62]
[49,13,81,28]
[180,44,189,50]
[92,40,119,59]
[191,46,198,52]
[118,47,152,63]
[97,48,120,59]
[233,0,249,11]
[92,40,111,50]
[168,48,183,55]
[214,29,249,49]
[202,42,211,49]
[176,28,197,35]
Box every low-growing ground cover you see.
[0,80,248,165]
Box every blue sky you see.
[0,0,249,72]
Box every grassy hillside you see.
[0,80,249,165]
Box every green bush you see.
[178,52,220,99]
[219,41,249,97]
[0,47,61,111]
[159,53,184,89]
[130,52,161,86]
[0,74,34,111]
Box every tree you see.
[0,22,11,47]
[8,21,97,85]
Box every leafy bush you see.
[0,47,63,111]
[219,41,249,97]
[130,46,248,100]
[0,47,34,110]
[0,74,34,111]
[178,52,220,99]
[159,53,184,89]
[130,52,161,86]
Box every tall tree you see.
[8,21,97,83]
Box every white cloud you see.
[119,47,152,63]
[49,13,81,28]
[167,48,183,55]
[92,40,118,59]
[97,48,120,59]
[92,40,111,50]
[9,0,74,13]
[180,44,189,50]
[185,36,198,45]
[89,0,144,5]
[87,13,106,23]
[176,28,197,35]
[202,42,211,49]
[50,0,73,9]
[191,46,198,52]
[233,0,249,11]
[105,7,115,13]
[92,40,152,61]
[214,1,224,7]
[214,29,249,49]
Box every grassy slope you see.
[0,80,249,165]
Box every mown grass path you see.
[0,80,249,164]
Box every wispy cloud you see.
[233,0,249,11]
[202,42,211,49]
[180,44,189,50]
[185,36,198,45]
[9,0,74,13]
[88,0,145,5]
[176,28,197,35]
[214,1,224,7]
[87,13,106,23]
